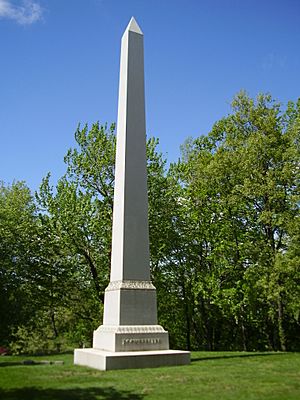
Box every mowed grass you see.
[0,352,299,400]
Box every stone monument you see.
[74,17,190,370]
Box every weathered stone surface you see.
[74,349,190,370]
[93,17,168,352]
[93,324,169,352]
[111,16,149,283]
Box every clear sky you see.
[1,0,299,191]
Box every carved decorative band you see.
[105,280,156,291]
[97,325,166,334]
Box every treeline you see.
[1,92,299,354]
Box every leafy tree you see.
[3,92,299,354]
[36,123,175,349]
[0,181,38,346]
[179,92,300,350]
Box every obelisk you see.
[74,17,190,370]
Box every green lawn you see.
[0,352,299,399]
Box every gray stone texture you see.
[74,17,190,370]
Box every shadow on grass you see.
[0,361,24,367]
[0,361,65,368]
[0,387,144,400]
[192,352,287,363]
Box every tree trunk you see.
[241,320,247,351]
[181,277,191,351]
[83,249,103,303]
[277,296,287,351]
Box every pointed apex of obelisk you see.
[125,16,143,35]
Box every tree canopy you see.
[1,92,299,353]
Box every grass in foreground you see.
[0,352,299,400]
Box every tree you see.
[3,92,299,353]
[0,181,38,346]
[36,123,177,349]
[179,92,300,350]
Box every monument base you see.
[93,324,169,352]
[74,348,190,371]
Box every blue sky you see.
[1,0,299,191]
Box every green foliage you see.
[176,91,300,351]
[33,123,171,353]
[1,92,299,354]
[0,181,39,346]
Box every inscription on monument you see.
[122,338,161,346]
